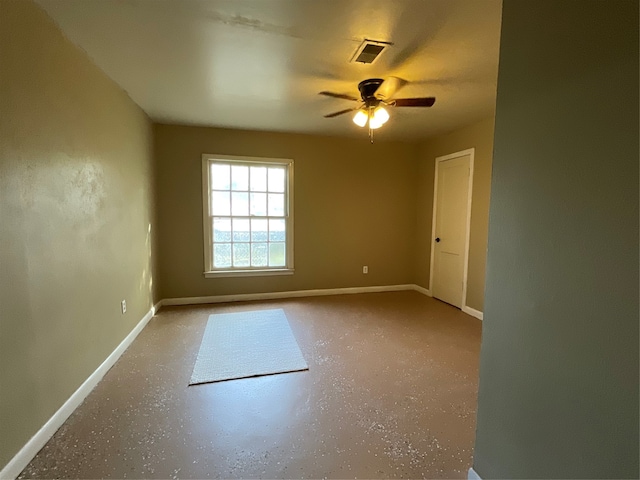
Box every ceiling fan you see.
[319,77,436,142]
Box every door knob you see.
[435,237,441,243]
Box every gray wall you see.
[0,0,157,468]
[473,1,639,478]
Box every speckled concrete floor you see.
[19,291,482,479]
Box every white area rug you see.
[189,308,308,385]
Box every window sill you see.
[204,269,294,279]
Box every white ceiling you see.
[36,0,502,141]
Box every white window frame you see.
[201,154,294,278]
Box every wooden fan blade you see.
[319,91,360,102]
[324,107,358,118]
[393,97,436,107]
[374,76,407,101]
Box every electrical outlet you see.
[363,266,368,274]
[121,300,126,314]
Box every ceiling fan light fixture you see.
[369,106,389,129]
[373,106,389,125]
[369,118,383,129]
[352,109,368,127]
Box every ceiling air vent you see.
[350,39,392,64]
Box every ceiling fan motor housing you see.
[358,78,384,101]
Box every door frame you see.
[428,148,475,309]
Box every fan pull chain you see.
[368,105,375,143]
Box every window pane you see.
[213,217,231,242]
[250,166,267,192]
[206,159,291,272]
[231,165,249,191]
[251,243,268,267]
[211,191,230,215]
[213,243,232,268]
[233,243,250,267]
[268,193,285,216]
[269,242,286,267]
[250,192,267,216]
[232,218,250,242]
[268,168,285,193]
[269,218,286,242]
[251,218,268,242]
[211,164,230,190]
[231,192,249,216]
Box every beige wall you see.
[415,117,495,311]
[154,124,419,299]
[0,0,156,469]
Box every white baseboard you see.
[0,305,157,480]
[153,299,163,312]
[462,305,484,320]
[412,285,432,297]
[162,284,417,306]
[412,285,483,319]
[468,467,482,479]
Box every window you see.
[202,154,294,277]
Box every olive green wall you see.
[473,1,638,478]
[154,124,419,299]
[415,117,495,311]
[0,0,156,469]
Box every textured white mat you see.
[189,308,308,385]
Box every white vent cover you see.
[350,39,392,64]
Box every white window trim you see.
[201,154,294,277]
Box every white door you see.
[430,151,473,308]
